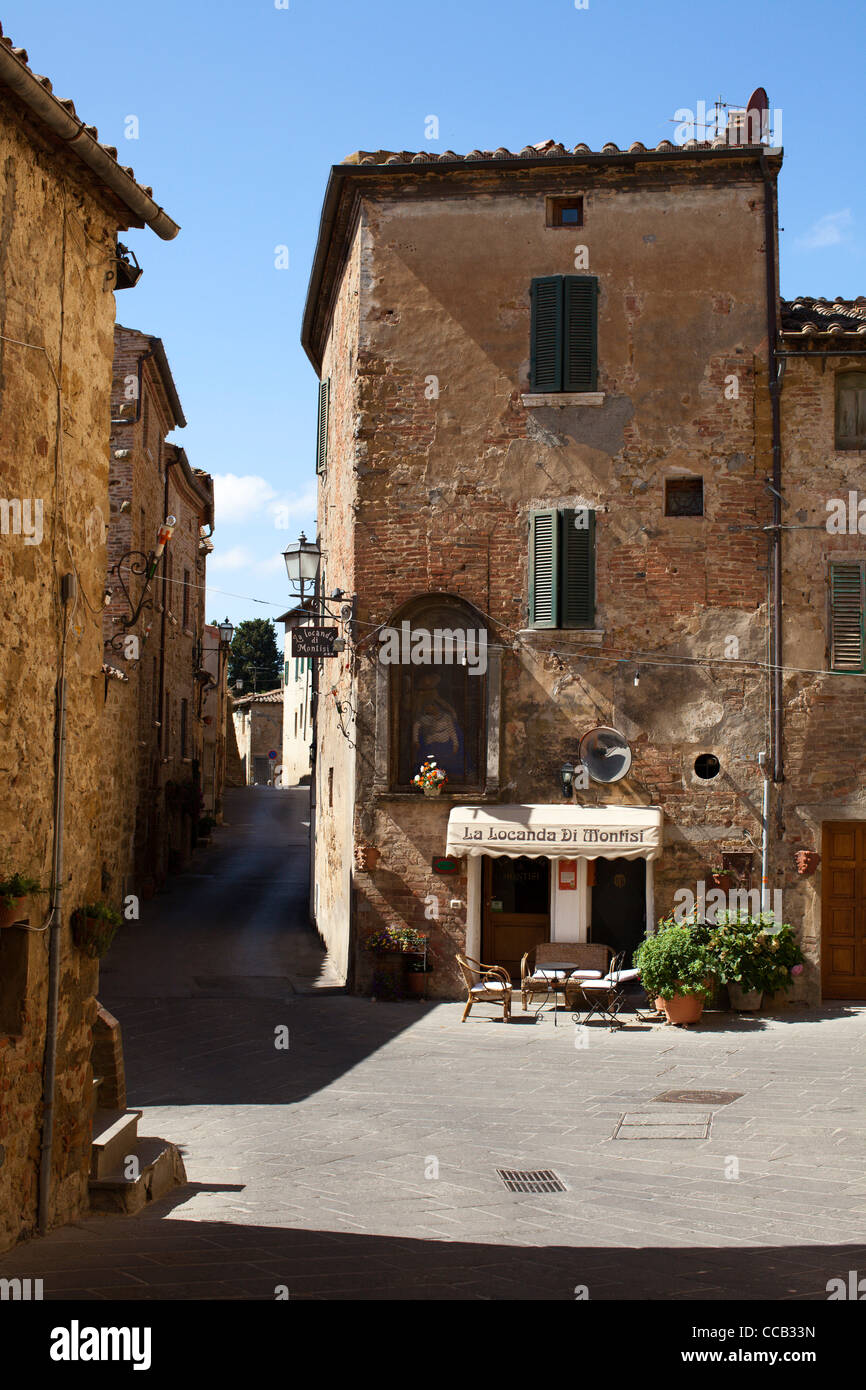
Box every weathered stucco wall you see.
[314,219,362,982]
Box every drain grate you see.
[497,1168,566,1194]
[653,1090,742,1105]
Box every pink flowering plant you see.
[412,758,448,792]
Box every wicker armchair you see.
[520,942,613,1011]
[456,954,512,1022]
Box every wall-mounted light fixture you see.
[560,761,575,798]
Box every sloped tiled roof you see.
[343,135,767,165]
[0,22,178,238]
[232,688,284,707]
[780,297,866,337]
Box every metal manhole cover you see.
[653,1090,742,1105]
[497,1168,566,1194]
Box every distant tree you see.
[227,618,282,695]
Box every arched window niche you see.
[373,593,501,797]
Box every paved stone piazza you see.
[2,789,863,1303]
[2,993,865,1301]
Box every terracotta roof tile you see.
[0,20,176,237]
[343,133,770,166]
[780,297,866,337]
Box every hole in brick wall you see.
[694,753,721,780]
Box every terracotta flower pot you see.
[406,972,427,997]
[728,982,763,1011]
[656,992,706,1025]
[795,850,820,876]
[0,898,26,929]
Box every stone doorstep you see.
[90,1108,143,1180]
[89,1138,187,1216]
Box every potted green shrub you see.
[0,872,41,929]
[633,915,716,1025]
[710,910,805,1010]
[71,901,123,959]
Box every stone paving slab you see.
[1,995,865,1299]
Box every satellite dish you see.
[578,725,632,784]
[746,87,769,144]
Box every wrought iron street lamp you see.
[218,617,234,647]
[282,532,321,604]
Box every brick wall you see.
[313,156,794,1000]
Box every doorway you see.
[481,856,550,982]
[591,857,646,965]
[821,822,866,999]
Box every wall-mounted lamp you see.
[634,667,640,687]
[560,761,575,798]
[218,617,234,647]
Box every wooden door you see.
[822,822,866,999]
[481,856,550,982]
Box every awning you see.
[445,804,663,861]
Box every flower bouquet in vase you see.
[412,758,448,797]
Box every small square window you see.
[665,477,704,517]
[547,196,584,228]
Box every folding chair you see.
[572,953,641,1030]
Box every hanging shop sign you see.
[292,626,338,658]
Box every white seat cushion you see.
[610,968,641,984]
[471,982,508,995]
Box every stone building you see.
[102,327,215,892]
[201,622,229,822]
[231,689,284,785]
[775,297,866,1000]
[302,122,862,1001]
[278,607,314,787]
[0,28,178,1250]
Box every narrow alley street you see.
[0,786,864,1300]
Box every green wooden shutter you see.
[560,507,596,628]
[562,276,598,392]
[529,509,560,628]
[315,378,330,474]
[530,277,563,392]
[830,563,865,671]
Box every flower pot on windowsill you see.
[422,785,442,798]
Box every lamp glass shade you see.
[218,618,234,645]
[283,531,320,586]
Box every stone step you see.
[89,1137,187,1215]
[90,1107,142,1180]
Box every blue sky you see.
[5,0,864,631]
